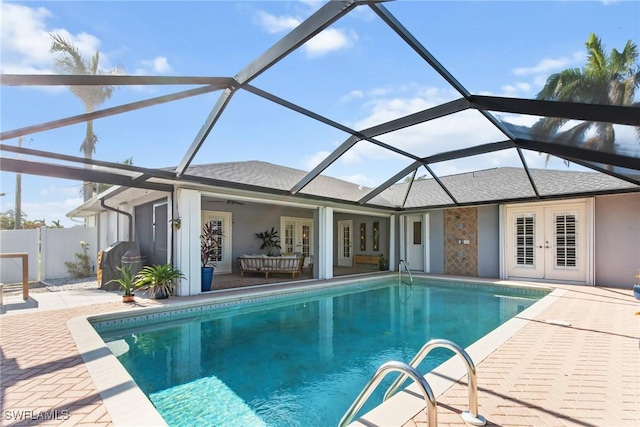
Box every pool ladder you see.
[398,259,413,285]
[339,339,486,427]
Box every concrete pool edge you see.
[353,286,564,427]
[67,315,168,427]
[66,275,557,426]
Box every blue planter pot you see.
[201,267,214,292]
[633,284,640,300]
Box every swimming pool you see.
[93,276,548,426]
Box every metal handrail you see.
[339,360,436,427]
[383,339,486,426]
[398,259,413,285]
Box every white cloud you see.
[311,81,596,186]
[303,150,331,170]
[513,51,584,76]
[533,75,549,88]
[39,184,81,198]
[22,196,83,227]
[315,83,531,184]
[340,89,364,103]
[305,28,356,58]
[256,10,300,33]
[0,2,109,74]
[352,86,455,130]
[152,56,171,73]
[138,56,171,74]
[1,3,55,73]
[500,82,532,97]
[255,10,357,57]
[298,0,324,9]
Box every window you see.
[514,214,535,267]
[373,221,379,251]
[413,221,422,245]
[555,214,577,268]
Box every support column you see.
[388,214,396,272]
[318,207,333,280]
[176,188,201,296]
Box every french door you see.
[201,211,232,274]
[405,215,424,271]
[506,202,587,282]
[281,217,313,267]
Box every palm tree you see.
[533,33,639,165]
[49,33,124,200]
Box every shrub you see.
[64,241,93,278]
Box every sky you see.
[1,0,639,227]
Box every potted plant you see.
[255,227,281,256]
[634,270,640,300]
[201,220,223,292]
[378,254,388,271]
[109,264,138,303]
[136,263,184,299]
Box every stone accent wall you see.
[444,207,478,276]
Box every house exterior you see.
[68,161,640,293]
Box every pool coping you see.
[66,274,557,427]
[353,283,563,426]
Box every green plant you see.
[255,227,281,256]
[136,263,184,299]
[169,217,181,230]
[108,264,138,296]
[201,220,223,267]
[64,241,92,278]
[379,255,388,271]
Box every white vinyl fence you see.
[0,226,97,284]
[0,229,39,283]
[41,226,98,280]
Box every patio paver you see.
[405,285,640,427]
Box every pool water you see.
[95,278,547,426]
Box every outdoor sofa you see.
[238,254,305,278]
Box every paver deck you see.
[1,280,638,426]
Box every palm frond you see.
[536,68,585,101]
[49,33,87,74]
[620,70,640,106]
[560,121,594,147]
[611,40,639,73]
[531,116,567,139]
[585,32,607,74]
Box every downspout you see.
[100,199,133,240]
[170,189,175,265]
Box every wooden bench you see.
[354,255,380,269]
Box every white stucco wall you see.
[595,193,640,288]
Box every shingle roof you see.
[184,161,638,209]
[185,161,395,204]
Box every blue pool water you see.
[95,277,547,426]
